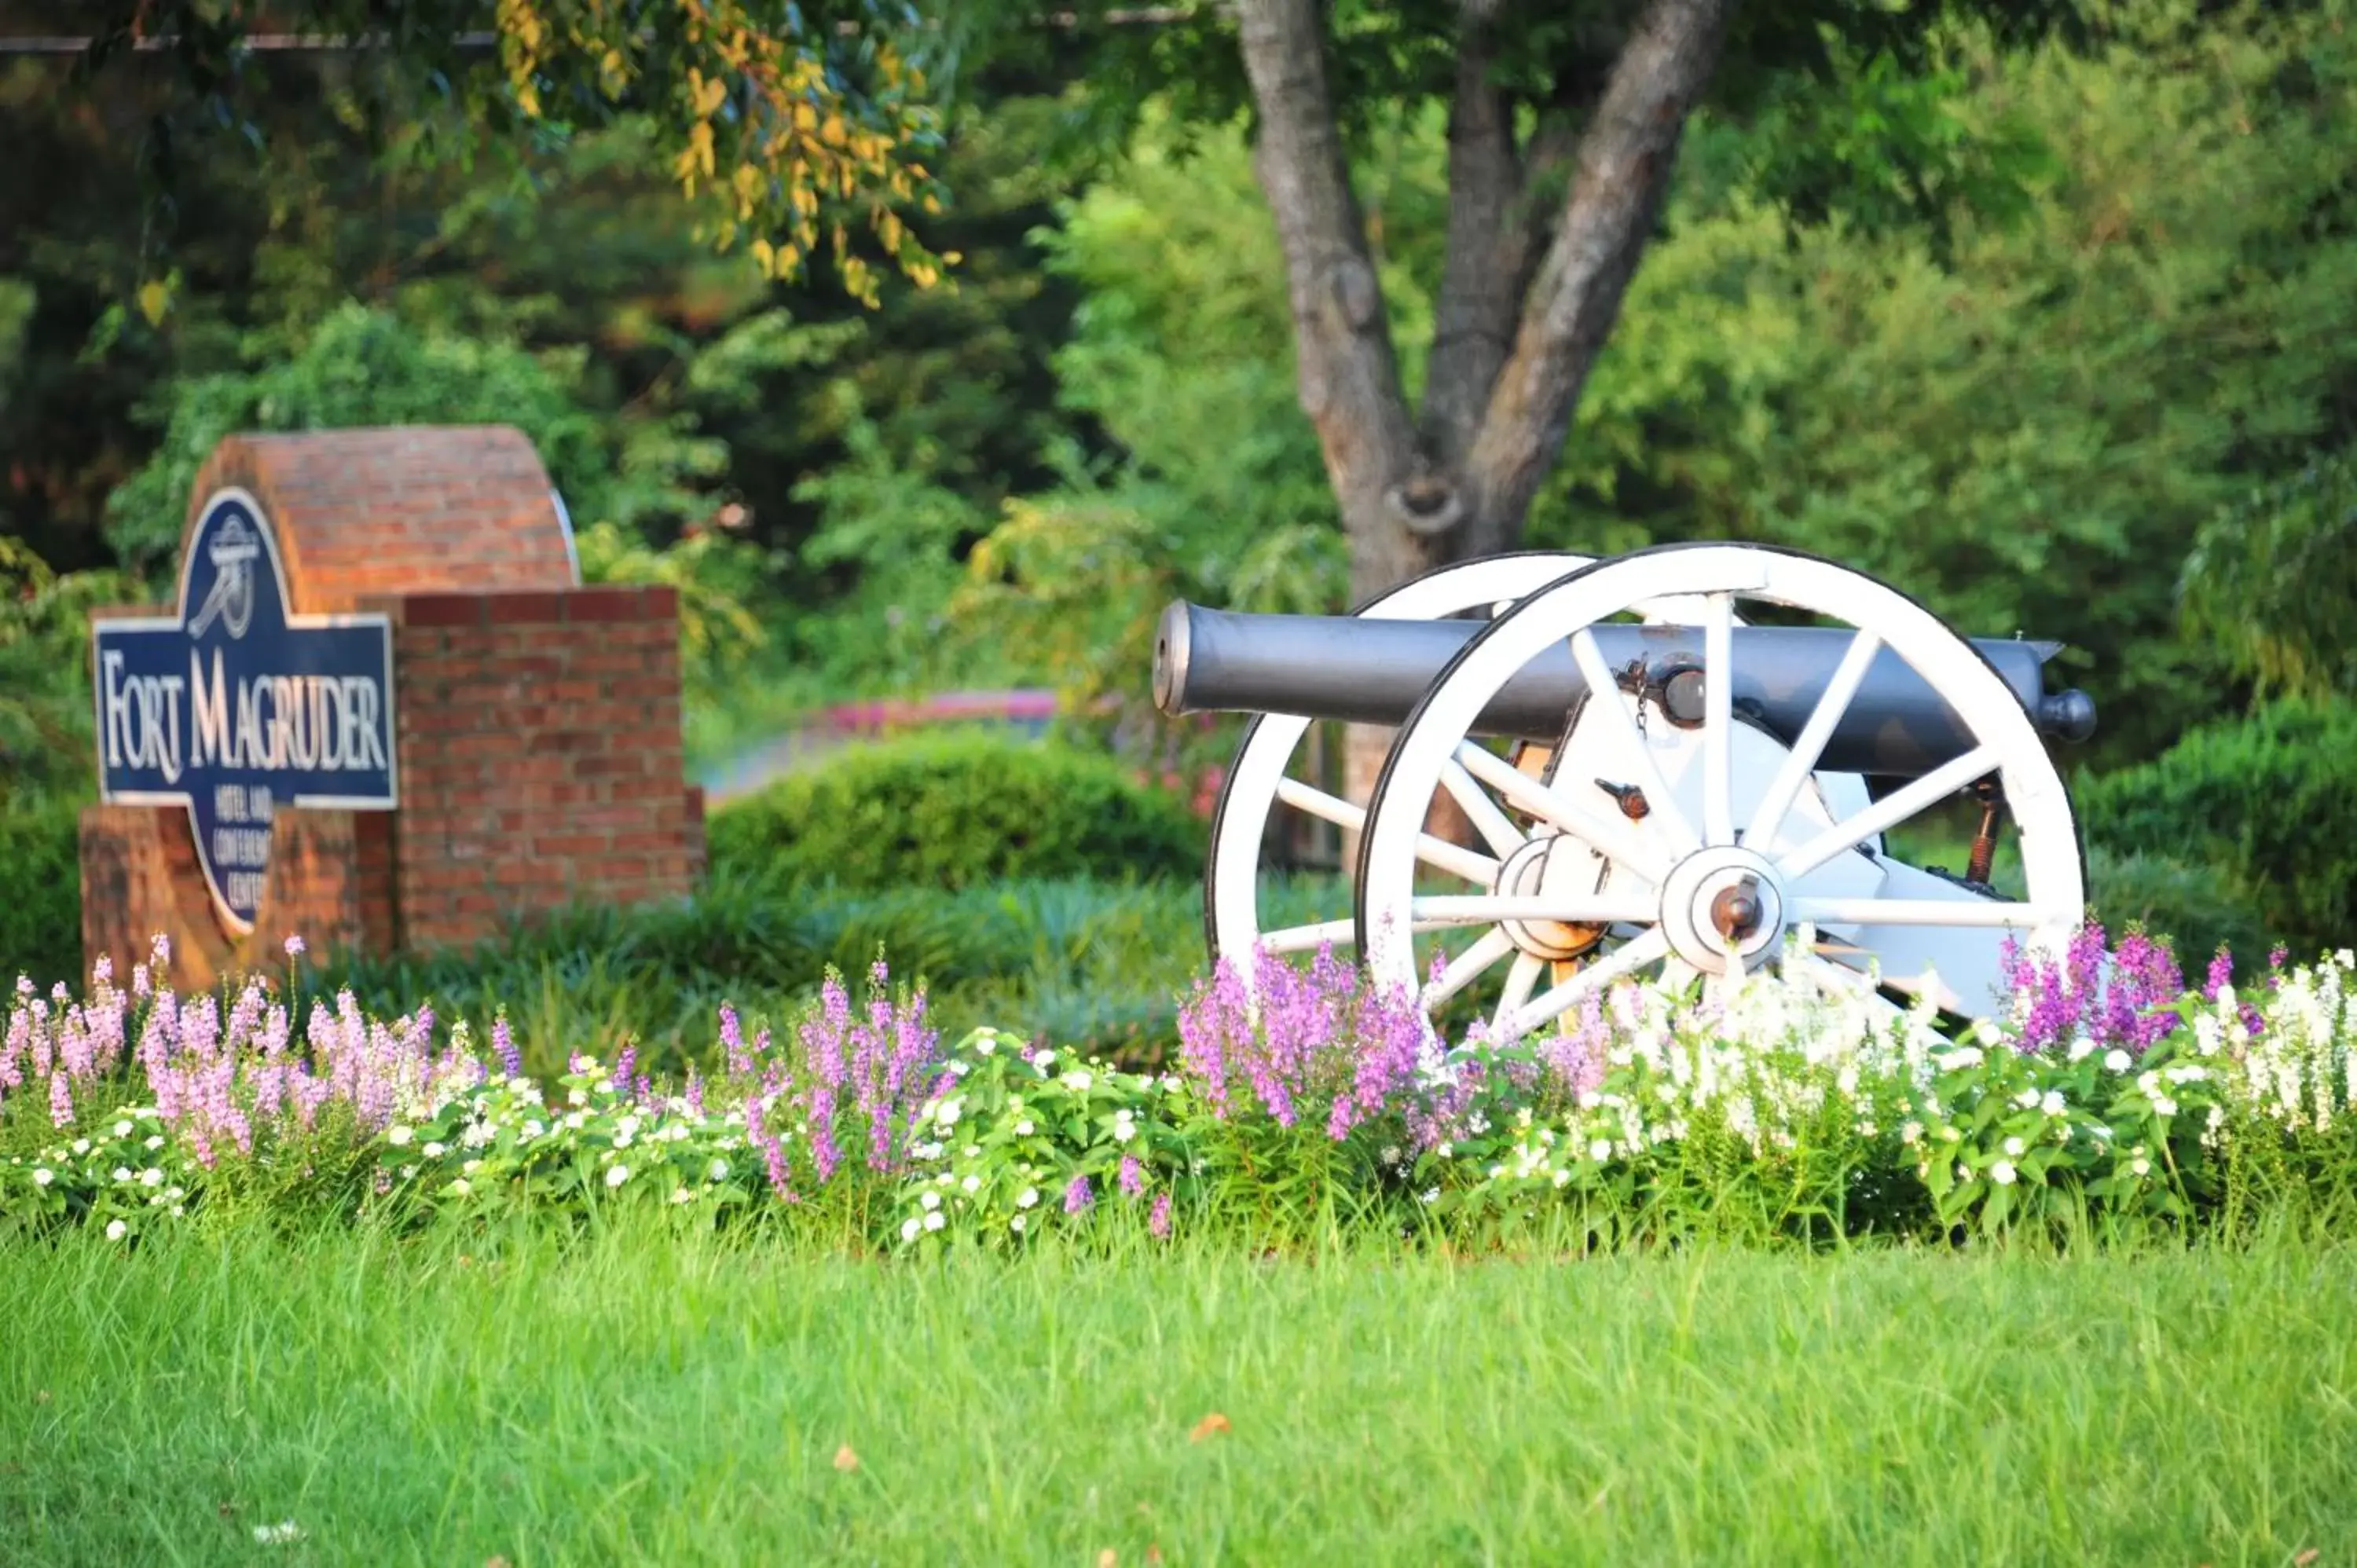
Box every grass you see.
[5,1220,2355,1566]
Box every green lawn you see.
[4,1223,2355,1566]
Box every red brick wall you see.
[371,584,698,952]
[187,426,578,614]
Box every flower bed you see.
[5,927,2356,1251]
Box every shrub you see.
[0,791,84,989]
[706,731,1206,893]
[2082,845,2271,976]
[2076,698,2357,961]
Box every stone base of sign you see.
[79,425,707,992]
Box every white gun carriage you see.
[1152,544,2100,1042]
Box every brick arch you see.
[181,426,579,614]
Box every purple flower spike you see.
[1148,1191,1172,1239]
[1063,1174,1094,1214]
[1119,1155,1146,1196]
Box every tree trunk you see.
[1237,0,1737,877]
[1456,0,1739,555]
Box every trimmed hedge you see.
[0,793,84,988]
[2077,697,2357,961]
[706,732,1206,892]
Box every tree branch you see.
[1417,12,1529,483]
[1459,0,1738,556]
[1236,0,1421,596]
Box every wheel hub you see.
[1493,832,1611,962]
[1658,846,1787,975]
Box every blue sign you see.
[93,489,398,932]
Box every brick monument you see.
[80,426,706,991]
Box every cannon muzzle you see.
[1154,602,2097,777]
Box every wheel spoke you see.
[1439,757,1530,859]
[1791,896,2047,929]
[1741,628,1882,855]
[1274,777,1499,885]
[1702,590,1735,848]
[1422,927,1517,1009]
[1776,743,2002,881]
[1568,627,1700,856]
[1491,954,1543,1038]
[1453,742,1669,884]
[1255,919,1358,955]
[1496,928,1671,1044]
[1409,894,1655,927]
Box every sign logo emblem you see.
[92,489,398,933]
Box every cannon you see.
[1152,544,2096,1040]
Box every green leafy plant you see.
[2077,698,2357,962]
[705,732,1206,894]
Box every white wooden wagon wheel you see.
[1354,543,2087,1045]
[1201,553,1868,983]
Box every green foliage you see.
[1558,2,2357,763]
[106,302,614,573]
[2182,445,2357,699]
[62,0,952,305]
[0,792,83,993]
[2084,844,2271,973]
[2077,698,2357,961]
[706,733,1205,895]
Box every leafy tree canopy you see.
[40,0,955,302]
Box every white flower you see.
[252,1521,304,1546]
[901,1217,922,1242]
[2013,1088,2042,1112]
[71,1138,90,1155]
[104,1218,127,1240]
[606,1164,631,1188]
[112,1167,132,1183]
[1900,1122,1924,1145]
[614,1130,634,1150]
[1588,1139,1612,1163]
[961,1174,981,1194]
[936,1099,962,1127]
[421,1141,445,1160]
[140,1168,163,1188]
[1381,1145,1402,1166]
[1017,1186,1039,1209]
[2001,1137,2025,1158]
[1014,1120,1035,1137]
[707,1158,729,1182]
[2153,1096,2179,1118]
[1113,1120,1138,1145]
[112,1120,133,1138]
[920,1190,940,1211]
[1065,1071,1093,1091]
[2103,1049,2132,1072]
[31,1168,52,1187]
[2131,1157,2151,1177]
[524,1120,548,1140]
[1990,1160,2018,1185]
[2040,1090,2066,1116]
[1010,1214,1028,1233]
[448,1178,471,1197]
[145,1136,164,1151]
[671,1187,695,1205]
[2066,1035,2097,1062]
[923,1210,945,1232]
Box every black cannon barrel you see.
[1153,602,2098,778]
